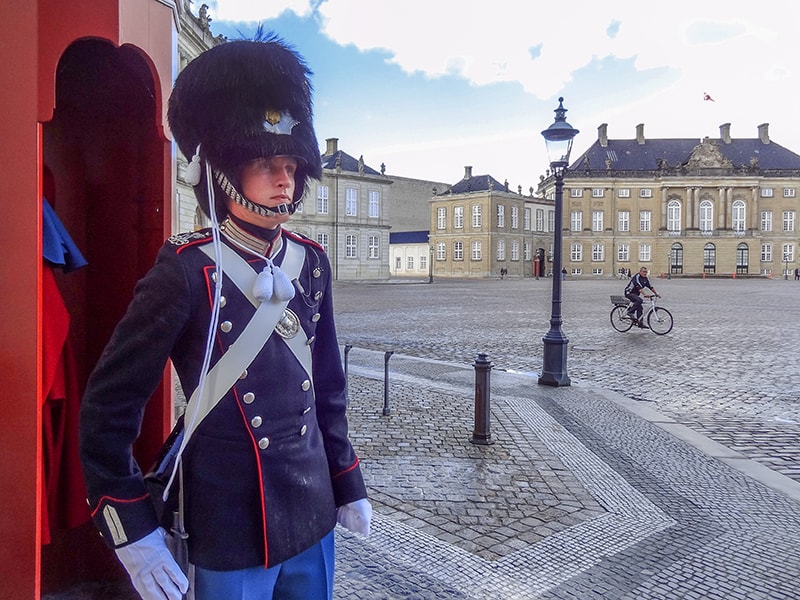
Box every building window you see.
[548,210,555,232]
[437,207,446,230]
[497,205,505,228]
[592,243,604,261]
[761,243,772,262]
[761,188,774,198]
[667,200,681,231]
[316,185,329,214]
[699,200,714,232]
[639,210,652,232]
[639,188,652,198]
[731,200,746,232]
[617,243,629,262]
[703,243,716,273]
[436,242,446,260]
[511,206,519,229]
[638,243,651,262]
[368,235,379,259]
[736,243,749,274]
[535,209,544,232]
[524,242,531,261]
[345,188,357,216]
[368,191,380,218]
[472,204,482,228]
[592,211,604,232]
[316,232,329,253]
[407,256,414,270]
[570,211,582,232]
[618,211,630,232]
[420,254,427,270]
[454,206,464,229]
[783,211,796,232]
[784,188,796,198]
[592,188,604,198]
[395,256,402,270]
[345,234,357,258]
[618,188,630,198]
[761,211,773,231]
[471,240,482,261]
[524,208,532,230]
[570,242,582,261]
[570,188,583,198]
[511,240,520,261]
[783,243,795,263]
[454,241,463,260]
[497,240,505,260]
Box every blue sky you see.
[203,0,800,192]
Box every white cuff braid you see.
[115,528,189,600]
[336,498,373,537]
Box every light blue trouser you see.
[193,530,335,600]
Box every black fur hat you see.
[168,35,322,219]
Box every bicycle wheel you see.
[610,305,633,332]
[647,307,673,335]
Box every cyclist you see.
[624,267,660,327]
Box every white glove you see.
[115,528,189,600]
[336,498,373,536]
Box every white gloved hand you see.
[115,528,189,600]
[336,498,373,536]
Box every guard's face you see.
[228,156,298,229]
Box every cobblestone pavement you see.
[328,276,800,599]
[332,277,800,481]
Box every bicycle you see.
[609,294,673,335]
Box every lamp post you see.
[538,97,579,387]
[784,253,789,280]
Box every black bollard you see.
[470,353,494,445]
[382,350,394,416]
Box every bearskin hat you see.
[168,35,322,219]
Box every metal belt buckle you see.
[275,308,300,339]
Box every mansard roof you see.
[320,149,383,176]
[571,136,800,174]
[437,172,519,196]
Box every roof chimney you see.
[598,123,608,147]
[758,123,770,144]
[636,123,645,145]
[463,166,473,180]
[325,138,339,155]
[720,123,731,144]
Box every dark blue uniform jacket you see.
[79,227,367,570]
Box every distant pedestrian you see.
[561,267,567,281]
[794,267,799,280]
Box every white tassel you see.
[253,266,274,302]
[185,145,202,186]
[272,265,296,301]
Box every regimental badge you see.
[263,110,300,136]
[275,308,300,339]
[167,231,210,246]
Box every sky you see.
[202,0,800,194]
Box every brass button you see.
[243,392,255,404]
[306,336,315,346]
[302,406,312,415]
[314,291,323,301]
[211,272,218,282]
[301,380,311,391]
[219,296,227,308]
[311,313,320,323]
[220,321,232,333]
[258,437,270,450]
[313,268,321,278]
[251,416,262,428]
[300,425,308,436]
[239,369,248,379]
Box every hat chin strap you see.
[214,169,296,217]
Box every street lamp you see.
[538,97,579,387]
[784,253,789,280]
